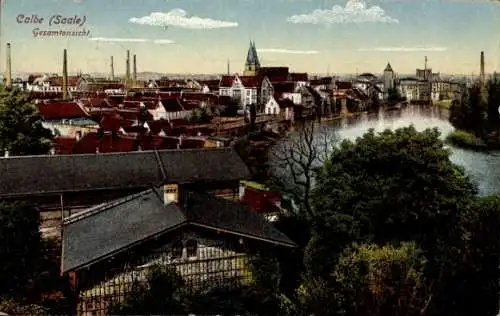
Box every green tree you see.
[0,88,53,155]
[0,202,42,298]
[308,126,478,314]
[108,265,189,315]
[333,242,430,316]
[188,107,212,124]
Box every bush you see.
[446,129,487,150]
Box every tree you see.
[0,88,53,155]
[108,265,189,315]
[333,242,430,316]
[110,254,292,315]
[188,107,212,124]
[0,202,42,299]
[308,126,478,314]
[387,88,403,104]
[269,121,337,219]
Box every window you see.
[273,107,277,115]
[186,239,198,258]
[171,240,183,259]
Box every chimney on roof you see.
[133,54,137,85]
[125,50,130,86]
[480,51,485,84]
[62,49,69,101]
[5,43,12,89]
[110,56,115,81]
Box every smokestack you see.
[125,50,130,85]
[62,49,68,101]
[110,56,115,81]
[480,51,485,83]
[5,43,11,89]
[133,54,137,84]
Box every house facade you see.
[61,188,295,315]
[219,75,259,110]
[264,96,295,121]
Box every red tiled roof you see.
[36,102,89,120]
[116,109,142,121]
[99,113,135,132]
[336,81,352,90]
[48,76,80,87]
[219,76,234,88]
[242,187,281,214]
[239,76,260,88]
[258,67,290,82]
[121,100,157,110]
[53,136,77,154]
[72,132,138,154]
[141,135,179,150]
[290,73,308,82]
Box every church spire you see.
[244,39,261,76]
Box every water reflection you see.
[322,106,497,196]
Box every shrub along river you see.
[319,105,500,196]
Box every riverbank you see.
[445,130,488,151]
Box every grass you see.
[445,129,487,151]
[434,100,452,109]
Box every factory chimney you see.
[5,43,11,89]
[480,51,485,84]
[125,50,130,86]
[62,49,69,101]
[110,56,115,81]
[133,54,137,85]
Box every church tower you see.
[383,62,395,99]
[243,40,261,76]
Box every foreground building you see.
[62,187,295,315]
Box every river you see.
[318,105,500,196]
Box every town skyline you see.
[2,0,500,75]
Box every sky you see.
[2,0,500,75]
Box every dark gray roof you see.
[62,189,295,272]
[185,192,295,248]
[0,148,250,197]
[62,188,186,272]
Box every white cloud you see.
[153,39,175,44]
[257,48,319,54]
[89,37,149,42]
[287,0,399,24]
[357,47,447,52]
[129,9,238,29]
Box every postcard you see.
[1,1,500,316]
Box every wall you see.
[76,231,252,315]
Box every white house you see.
[264,96,295,121]
[150,98,198,121]
[219,75,259,111]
